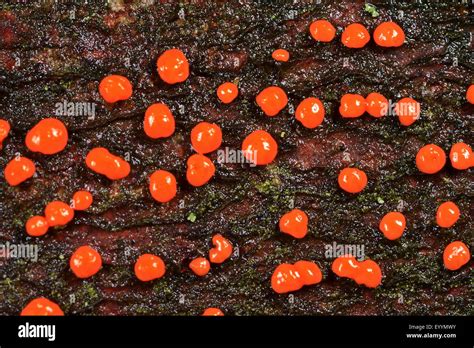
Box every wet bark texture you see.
[0,0,472,315]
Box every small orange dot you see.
[294,260,322,285]
[373,21,405,47]
[20,298,64,316]
[70,245,102,279]
[279,209,308,239]
[271,263,303,294]
[339,94,366,118]
[26,216,49,237]
[256,86,288,117]
[99,75,133,103]
[0,119,11,149]
[365,92,388,118]
[242,130,278,166]
[217,82,238,104]
[202,307,224,316]
[156,48,189,84]
[295,97,325,128]
[338,167,368,193]
[443,241,470,271]
[72,190,93,211]
[341,23,370,48]
[45,201,74,227]
[186,154,215,187]
[149,170,177,203]
[416,144,446,174]
[379,212,406,240]
[144,103,175,139]
[25,118,68,155]
[191,122,222,154]
[272,49,290,62]
[189,257,210,276]
[466,85,474,104]
[209,234,232,264]
[309,19,336,42]
[436,201,460,228]
[134,254,166,282]
[332,255,360,279]
[449,142,473,170]
[396,97,420,126]
[353,260,382,288]
[4,156,36,186]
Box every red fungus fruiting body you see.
[99,75,133,103]
[86,147,131,180]
[256,86,288,117]
[4,156,36,186]
[209,234,232,264]
[21,298,64,316]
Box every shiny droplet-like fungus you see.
[443,241,470,271]
[338,167,368,193]
[379,212,406,240]
[309,19,336,42]
[0,119,10,149]
[134,254,166,282]
[217,82,239,104]
[396,97,420,126]
[209,234,233,264]
[25,216,49,237]
[186,154,215,187]
[72,190,93,211]
[191,122,223,154]
[449,142,473,170]
[295,97,325,128]
[86,147,131,180]
[25,118,68,155]
[272,48,290,62]
[189,257,211,276]
[416,144,446,174]
[373,21,405,47]
[279,209,309,239]
[98,75,133,103]
[156,48,189,84]
[339,94,366,118]
[341,23,370,48]
[144,103,175,139]
[149,170,177,203]
[242,130,278,166]
[70,245,102,279]
[44,201,74,227]
[436,201,460,228]
[20,297,64,316]
[256,86,288,117]
[4,156,36,186]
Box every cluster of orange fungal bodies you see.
[332,255,382,288]
[6,25,472,315]
[189,234,233,277]
[25,190,92,237]
[416,142,473,174]
[271,261,323,294]
[339,93,420,126]
[310,20,405,48]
